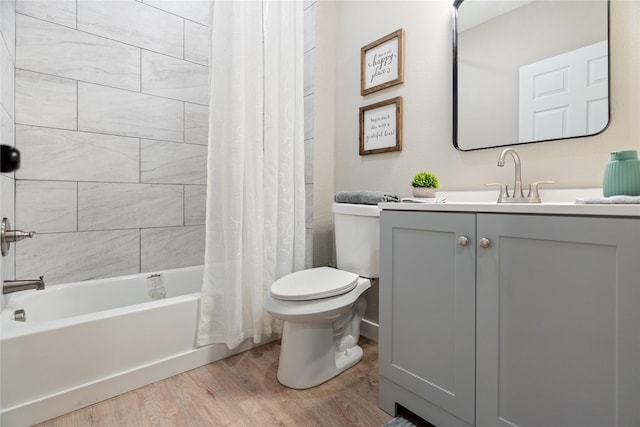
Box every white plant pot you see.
[412,187,437,198]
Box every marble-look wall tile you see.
[11,0,213,285]
[1,105,14,150]
[141,225,205,272]
[16,229,140,284]
[304,3,315,53]
[185,102,209,145]
[16,180,77,233]
[77,0,183,59]
[305,227,313,269]
[304,94,314,140]
[15,125,139,182]
[184,20,208,66]
[78,182,183,231]
[1,174,16,280]
[16,0,77,28]
[304,2,314,268]
[304,48,314,97]
[1,174,15,224]
[17,14,140,91]
[1,0,16,62]
[1,37,15,118]
[184,184,206,225]
[304,138,313,184]
[141,139,207,185]
[15,70,77,130]
[305,182,313,229]
[142,0,209,26]
[141,50,208,105]
[78,82,183,142]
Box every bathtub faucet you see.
[3,276,45,294]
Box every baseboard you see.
[0,336,278,427]
[361,318,379,341]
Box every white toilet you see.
[264,203,380,389]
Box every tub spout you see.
[3,276,45,294]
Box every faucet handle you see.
[486,182,510,202]
[528,180,556,201]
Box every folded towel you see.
[575,195,640,204]
[401,197,447,204]
[334,190,399,205]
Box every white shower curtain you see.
[197,0,306,349]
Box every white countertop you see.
[379,189,640,217]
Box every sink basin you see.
[435,188,603,204]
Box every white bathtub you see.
[0,266,262,426]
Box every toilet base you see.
[276,320,364,389]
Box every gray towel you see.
[334,190,399,205]
[575,195,640,204]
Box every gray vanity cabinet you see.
[380,209,640,427]
[475,213,640,427]
[379,210,476,427]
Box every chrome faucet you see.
[3,276,45,294]
[488,148,555,203]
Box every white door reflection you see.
[519,41,608,142]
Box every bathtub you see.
[0,266,263,426]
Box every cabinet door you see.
[476,214,640,427]
[380,211,476,425]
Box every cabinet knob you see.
[479,238,491,248]
[458,236,469,246]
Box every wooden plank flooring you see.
[35,338,393,427]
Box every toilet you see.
[264,203,380,389]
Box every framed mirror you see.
[453,0,610,151]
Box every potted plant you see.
[411,171,440,198]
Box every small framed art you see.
[359,96,403,155]
[361,29,405,96]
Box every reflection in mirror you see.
[453,0,609,151]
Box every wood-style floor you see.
[35,337,393,427]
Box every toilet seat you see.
[270,267,359,301]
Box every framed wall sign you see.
[361,29,405,96]
[359,97,403,155]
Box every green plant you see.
[411,171,440,188]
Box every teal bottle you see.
[602,150,640,197]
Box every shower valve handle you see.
[1,218,36,256]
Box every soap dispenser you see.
[603,150,640,197]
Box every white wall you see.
[315,0,640,326]
[331,0,640,198]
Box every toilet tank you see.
[332,203,380,278]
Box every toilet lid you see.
[270,267,359,301]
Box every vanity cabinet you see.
[379,211,476,427]
[379,209,640,427]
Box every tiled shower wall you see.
[14,0,210,284]
[9,0,315,285]
[1,0,17,285]
[304,0,316,268]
